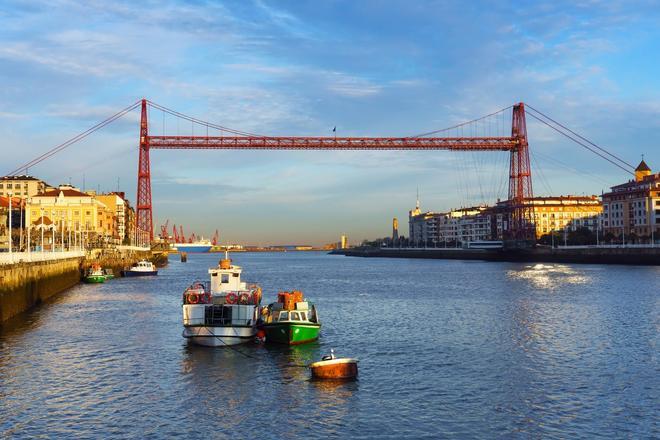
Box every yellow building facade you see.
[0,175,52,198]
[528,196,602,238]
[26,185,114,239]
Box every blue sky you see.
[1,0,659,245]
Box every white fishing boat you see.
[181,253,262,347]
[121,260,158,277]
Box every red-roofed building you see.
[601,160,660,241]
[26,184,115,244]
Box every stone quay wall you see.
[0,257,83,323]
[1,247,167,324]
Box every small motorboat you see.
[309,349,358,380]
[261,290,321,345]
[84,264,106,283]
[121,260,158,277]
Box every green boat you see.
[84,266,106,283]
[262,293,320,345]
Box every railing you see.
[556,244,658,249]
[0,250,85,265]
[116,245,151,251]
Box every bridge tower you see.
[136,99,153,243]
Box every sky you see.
[1,0,659,245]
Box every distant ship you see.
[174,238,213,253]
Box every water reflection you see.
[506,263,592,290]
[1,253,658,438]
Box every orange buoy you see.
[309,350,358,380]
[225,292,238,304]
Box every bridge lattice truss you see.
[136,99,534,242]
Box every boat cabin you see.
[208,258,247,294]
[267,304,319,324]
[134,261,154,270]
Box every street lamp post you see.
[622,226,625,247]
[8,191,13,261]
[19,199,23,252]
[652,227,655,248]
[68,213,72,252]
[27,212,31,255]
[40,208,44,253]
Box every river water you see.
[0,252,658,438]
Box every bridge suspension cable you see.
[409,105,514,138]
[145,100,265,138]
[7,100,142,176]
[525,105,634,174]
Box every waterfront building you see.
[96,192,132,245]
[26,185,114,244]
[409,201,492,246]
[0,175,52,198]
[519,196,602,238]
[392,217,399,242]
[340,235,348,249]
[409,195,602,245]
[601,160,660,240]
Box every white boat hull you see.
[183,325,256,347]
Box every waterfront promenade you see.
[333,245,660,265]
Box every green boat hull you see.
[263,322,320,345]
[84,275,105,283]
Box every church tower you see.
[635,159,651,182]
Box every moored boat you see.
[84,264,106,283]
[173,238,212,253]
[261,291,321,345]
[121,260,158,277]
[182,253,262,347]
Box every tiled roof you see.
[0,195,23,208]
[0,175,42,181]
[39,188,90,197]
[31,216,54,226]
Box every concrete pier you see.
[332,246,660,265]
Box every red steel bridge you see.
[8,98,634,245]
